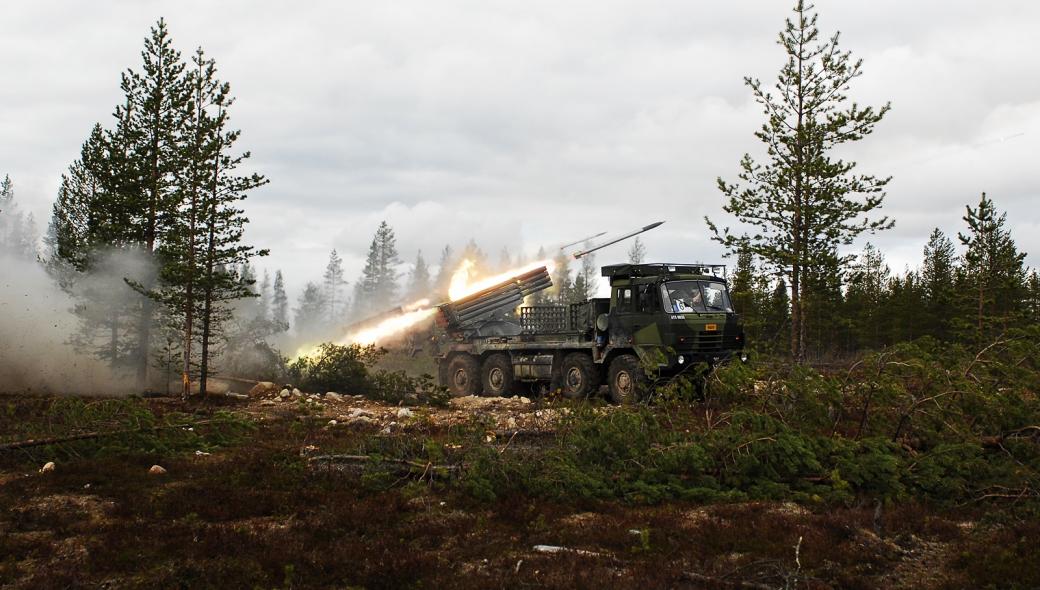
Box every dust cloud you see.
[0,254,136,395]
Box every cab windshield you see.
[660,281,733,313]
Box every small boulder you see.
[325,392,344,402]
[519,397,532,404]
[292,388,303,398]
[249,381,278,397]
[396,407,414,419]
[348,408,375,419]
[279,388,291,399]
[327,419,338,427]
[40,461,56,473]
[148,465,167,475]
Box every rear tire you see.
[560,352,600,399]
[481,354,515,397]
[446,354,481,397]
[607,354,648,405]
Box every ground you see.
[0,390,1034,589]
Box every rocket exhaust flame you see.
[448,259,556,301]
[292,260,555,361]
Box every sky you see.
[2,1,1039,303]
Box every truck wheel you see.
[560,353,599,399]
[481,354,515,397]
[607,354,648,405]
[446,354,481,397]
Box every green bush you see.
[287,343,383,393]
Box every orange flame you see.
[448,259,555,301]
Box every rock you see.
[327,419,338,427]
[224,392,249,401]
[396,408,414,419]
[519,397,532,404]
[506,417,517,429]
[249,381,278,397]
[325,392,344,402]
[148,465,167,475]
[279,388,291,399]
[347,408,375,419]
[348,416,375,426]
[260,400,277,406]
[292,388,303,398]
[40,461,56,473]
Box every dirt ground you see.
[0,390,1031,589]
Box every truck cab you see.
[601,263,745,373]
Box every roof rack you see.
[601,263,727,279]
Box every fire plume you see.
[292,260,554,361]
[448,259,555,301]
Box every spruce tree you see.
[322,249,348,322]
[272,269,289,330]
[921,228,957,340]
[844,243,890,350]
[294,282,327,337]
[357,221,401,315]
[408,250,431,301]
[707,0,892,361]
[958,193,1028,339]
[434,244,454,296]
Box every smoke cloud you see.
[0,254,136,395]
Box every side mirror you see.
[596,313,609,332]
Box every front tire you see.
[446,354,481,397]
[607,354,648,405]
[560,352,600,399]
[481,354,515,397]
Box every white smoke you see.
[0,254,136,394]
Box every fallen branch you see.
[307,453,462,477]
[0,419,228,452]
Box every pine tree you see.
[189,49,269,395]
[958,193,1028,340]
[0,175,39,259]
[408,250,431,301]
[322,249,348,322]
[920,228,957,340]
[707,1,892,361]
[730,248,767,347]
[1026,271,1040,326]
[272,270,289,331]
[627,237,646,264]
[125,19,192,387]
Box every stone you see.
[292,388,303,398]
[40,461,56,473]
[347,408,375,419]
[325,392,344,402]
[327,419,338,427]
[519,397,532,404]
[396,408,414,419]
[279,388,291,399]
[148,465,167,475]
[260,400,277,406]
[249,381,278,397]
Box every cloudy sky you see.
[3,1,1038,300]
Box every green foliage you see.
[287,343,449,406]
[287,343,383,393]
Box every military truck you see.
[434,263,745,403]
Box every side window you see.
[616,288,634,312]
[638,284,657,313]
